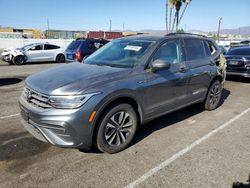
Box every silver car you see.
[1,43,65,65]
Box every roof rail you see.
[165,32,207,38]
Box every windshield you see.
[84,39,154,68]
[19,44,36,51]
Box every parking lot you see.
[0,60,249,188]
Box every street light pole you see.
[166,0,169,33]
[217,17,222,43]
[109,20,112,32]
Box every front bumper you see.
[226,70,250,78]
[1,54,12,62]
[226,66,250,78]
[19,94,99,149]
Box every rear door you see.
[183,38,213,102]
[144,39,190,117]
[43,44,61,61]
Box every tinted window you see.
[44,44,60,50]
[152,40,181,64]
[227,48,250,56]
[67,41,81,50]
[29,45,42,51]
[184,39,206,61]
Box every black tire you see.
[96,103,138,154]
[13,55,25,65]
[56,54,65,63]
[203,80,222,111]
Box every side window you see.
[184,39,206,61]
[29,45,42,51]
[204,40,217,56]
[44,44,60,50]
[152,40,181,65]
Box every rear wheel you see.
[96,103,138,154]
[56,54,65,63]
[203,80,222,111]
[13,56,25,65]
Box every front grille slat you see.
[23,87,52,109]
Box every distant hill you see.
[220,26,250,36]
[116,26,250,37]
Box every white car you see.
[1,43,65,65]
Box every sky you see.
[0,0,249,32]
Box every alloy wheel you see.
[104,111,133,146]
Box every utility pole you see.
[217,17,222,43]
[166,0,169,33]
[123,23,125,32]
[109,20,112,32]
[47,18,50,39]
[47,18,50,31]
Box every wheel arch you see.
[55,53,65,61]
[91,95,143,144]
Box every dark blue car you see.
[65,38,109,62]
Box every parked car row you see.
[1,38,109,65]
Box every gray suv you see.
[19,33,224,153]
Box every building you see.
[88,31,123,39]
[123,31,149,36]
[0,27,42,38]
[44,30,87,39]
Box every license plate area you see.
[229,61,239,65]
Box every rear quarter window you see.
[67,41,81,50]
[184,39,206,61]
[44,44,60,50]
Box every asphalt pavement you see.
[0,62,249,188]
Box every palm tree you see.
[169,0,183,32]
[177,0,192,29]
[168,1,174,33]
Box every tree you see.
[177,28,185,33]
[168,0,192,32]
[177,0,192,30]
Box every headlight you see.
[48,92,101,109]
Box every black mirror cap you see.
[151,59,171,72]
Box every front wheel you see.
[96,103,138,154]
[13,56,25,65]
[203,80,222,111]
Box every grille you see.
[23,87,52,109]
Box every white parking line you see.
[125,108,250,188]
[0,113,20,120]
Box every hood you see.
[25,63,132,95]
[1,47,23,56]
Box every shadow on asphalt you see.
[226,76,250,83]
[0,78,23,86]
[0,131,50,161]
[132,88,231,148]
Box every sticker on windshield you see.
[124,45,142,52]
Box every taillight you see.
[75,50,81,61]
[245,62,250,67]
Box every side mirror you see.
[151,59,171,72]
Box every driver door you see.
[143,39,190,117]
[25,44,43,62]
